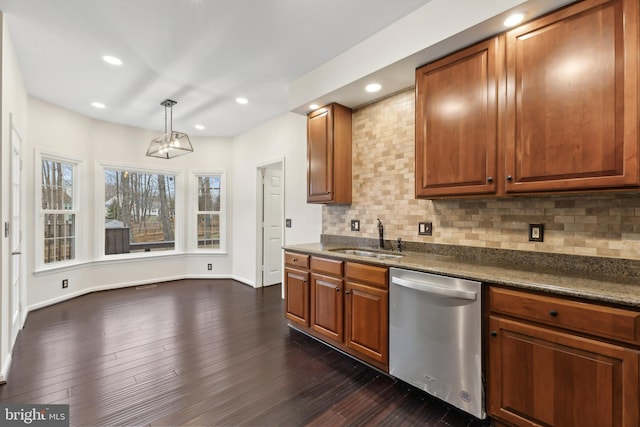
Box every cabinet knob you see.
[345,290,351,295]
[336,287,341,292]
[506,175,513,181]
[490,331,498,337]
[549,310,558,317]
[292,258,298,262]
[487,176,493,183]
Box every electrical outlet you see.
[418,222,433,236]
[207,263,213,271]
[350,219,360,232]
[285,218,292,228]
[62,279,68,289]
[529,224,544,242]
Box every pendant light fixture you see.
[146,99,194,159]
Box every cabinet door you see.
[284,268,310,327]
[504,0,639,193]
[488,316,639,427]
[307,107,334,202]
[415,37,500,197]
[310,273,343,343]
[307,104,352,204]
[344,281,388,365]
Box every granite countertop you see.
[284,242,640,309]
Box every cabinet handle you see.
[302,278,307,283]
[506,175,513,181]
[292,258,298,262]
[549,310,558,317]
[487,177,493,183]
[336,287,341,292]
[490,331,497,337]
[345,290,351,295]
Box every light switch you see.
[418,221,432,236]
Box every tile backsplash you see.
[322,89,640,261]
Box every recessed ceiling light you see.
[309,103,320,110]
[91,102,106,109]
[365,83,382,93]
[102,55,123,66]
[236,97,248,105]
[194,124,205,130]
[504,13,525,27]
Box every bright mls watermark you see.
[1,405,69,426]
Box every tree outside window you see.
[104,169,176,255]
[197,175,221,249]
[42,159,76,264]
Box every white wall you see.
[1,14,28,381]
[25,97,235,309]
[231,113,322,286]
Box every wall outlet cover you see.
[529,223,544,242]
[62,279,69,289]
[418,221,433,236]
[285,219,292,228]
[350,220,360,232]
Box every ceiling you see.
[0,0,433,137]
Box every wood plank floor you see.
[0,279,486,426]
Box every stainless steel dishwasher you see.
[389,267,485,419]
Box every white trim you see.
[35,149,83,271]
[0,353,12,384]
[255,158,285,288]
[27,274,238,312]
[189,169,227,253]
[231,274,256,287]
[96,162,184,259]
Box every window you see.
[104,168,176,255]
[196,174,225,250]
[41,158,76,264]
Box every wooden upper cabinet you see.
[307,103,352,204]
[415,37,500,197]
[504,0,639,193]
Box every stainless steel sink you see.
[329,248,404,260]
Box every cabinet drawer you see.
[285,252,309,269]
[311,256,343,277]
[345,262,388,288]
[490,287,640,345]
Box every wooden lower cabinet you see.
[345,280,388,365]
[488,287,640,427]
[310,273,343,343]
[284,252,389,371]
[284,268,310,327]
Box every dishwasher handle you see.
[391,276,477,301]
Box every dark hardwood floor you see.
[0,279,486,426]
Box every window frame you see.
[98,162,184,260]
[35,150,82,271]
[190,170,227,253]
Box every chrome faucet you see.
[377,219,384,249]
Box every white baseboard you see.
[0,352,12,384]
[231,275,256,287]
[27,274,238,312]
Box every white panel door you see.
[262,168,283,286]
[10,120,23,344]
